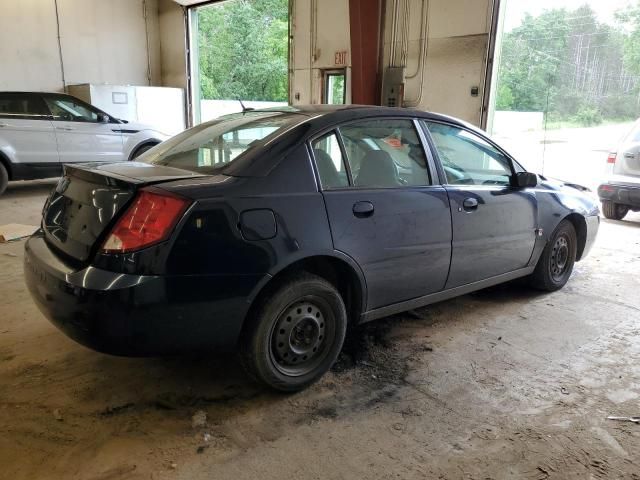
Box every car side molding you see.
[360,266,536,323]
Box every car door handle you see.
[462,197,479,211]
[353,201,374,218]
[0,122,8,128]
[624,152,635,159]
[56,126,74,131]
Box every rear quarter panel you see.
[162,143,345,284]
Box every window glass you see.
[45,97,101,122]
[425,122,513,186]
[339,119,430,188]
[324,72,346,105]
[0,93,49,119]
[143,112,301,173]
[311,132,349,189]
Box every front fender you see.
[531,178,600,264]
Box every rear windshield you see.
[141,111,303,173]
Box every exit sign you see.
[334,51,348,66]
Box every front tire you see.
[240,273,347,392]
[0,163,7,196]
[530,220,577,292]
[601,200,629,220]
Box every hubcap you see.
[271,300,329,375]
[550,234,570,280]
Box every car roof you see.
[221,104,468,127]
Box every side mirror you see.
[97,113,110,123]
[514,171,538,188]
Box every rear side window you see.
[340,119,431,188]
[311,132,349,189]
[0,93,50,119]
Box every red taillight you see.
[101,189,190,253]
[607,152,617,164]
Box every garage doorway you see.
[188,0,289,124]
[488,0,639,191]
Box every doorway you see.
[188,0,289,124]
[323,69,346,105]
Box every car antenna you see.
[238,99,254,114]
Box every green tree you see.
[197,0,288,101]
[495,4,640,125]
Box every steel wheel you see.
[530,219,577,292]
[269,297,334,377]
[549,234,570,282]
[240,273,347,391]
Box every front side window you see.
[0,93,49,119]
[339,119,430,188]
[425,122,513,186]
[311,132,349,189]
[45,96,102,123]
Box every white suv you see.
[598,119,640,220]
[0,92,171,195]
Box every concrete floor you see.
[1,180,639,480]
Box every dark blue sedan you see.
[24,105,599,391]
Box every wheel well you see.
[564,213,587,261]
[129,141,160,160]
[0,151,12,180]
[250,256,365,326]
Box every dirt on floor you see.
[0,180,639,480]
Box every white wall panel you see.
[0,0,164,92]
[291,0,351,104]
[0,0,62,91]
[56,0,159,87]
[158,0,188,89]
[381,0,492,125]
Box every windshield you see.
[140,111,303,174]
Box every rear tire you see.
[0,163,8,196]
[240,273,347,392]
[601,200,629,220]
[530,219,577,292]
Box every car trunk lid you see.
[42,162,205,262]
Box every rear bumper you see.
[598,182,640,208]
[24,232,264,356]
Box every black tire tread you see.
[530,219,577,292]
[601,200,628,220]
[239,272,347,392]
[0,162,8,196]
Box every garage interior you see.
[1,1,639,479]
